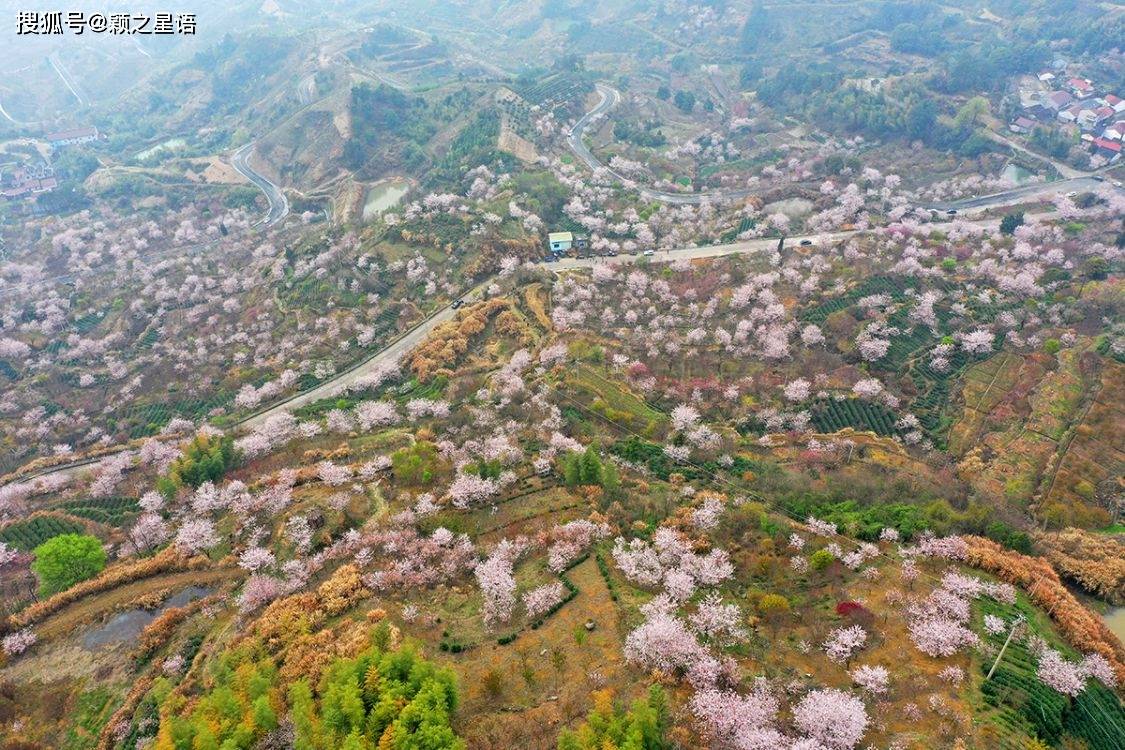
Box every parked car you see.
[946,209,958,215]
[451,298,464,309]
[642,249,655,256]
[799,239,813,246]
[1066,191,1078,198]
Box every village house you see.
[546,231,589,255]
[548,231,573,254]
[1077,107,1100,130]
[0,164,57,200]
[45,126,99,147]
[1103,121,1125,141]
[1092,137,1121,161]
[1058,104,1081,124]
[1044,90,1074,112]
[1009,116,1036,134]
[1067,77,1093,97]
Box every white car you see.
[642,249,655,256]
[1066,191,1078,198]
[1115,181,1123,188]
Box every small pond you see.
[134,137,187,163]
[761,197,814,218]
[362,180,409,221]
[82,585,211,649]
[1000,163,1036,185]
[1105,606,1125,644]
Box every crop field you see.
[1042,359,1125,510]
[512,72,593,110]
[975,595,1125,750]
[439,555,631,749]
[49,496,140,528]
[948,352,1034,455]
[811,397,901,436]
[562,364,667,437]
[800,275,916,324]
[0,514,88,551]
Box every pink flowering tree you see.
[475,538,526,626]
[690,685,784,749]
[850,664,889,695]
[175,518,220,554]
[1,628,36,656]
[824,625,867,665]
[792,688,869,749]
[523,581,566,619]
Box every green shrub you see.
[164,433,239,491]
[810,548,835,570]
[557,684,669,750]
[31,533,106,596]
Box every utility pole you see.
[986,614,1025,681]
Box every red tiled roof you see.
[1094,138,1122,152]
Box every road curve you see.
[926,176,1112,212]
[231,142,289,227]
[568,84,754,206]
[570,84,1116,212]
[239,299,467,430]
[0,209,1020,488]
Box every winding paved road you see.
[239,296,471,430]
[231,142,289,227]
[568,83,753,205]
[927,176,1112,212]
[568,83,1118,212]
[5,213,1017,489]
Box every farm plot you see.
[0,513,89,551]
[442,556,630,749]
[799,275,916,324]
[975,596,1125,749]
[948,352,1034,455]
[1042,359,1125,511]
[811,397,900,436]
[561,364,667,437]
[49,496,140,527]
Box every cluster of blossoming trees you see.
[5,301,1122,750]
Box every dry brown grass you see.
[7,547,213,631]
[29,567,239,643]
[524,284,553,331]
[410,298,512,380]
[962,535,1125,684]
[1035,528,1125,605]
[444,557,630,750]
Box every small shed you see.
[548,231,573,253]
